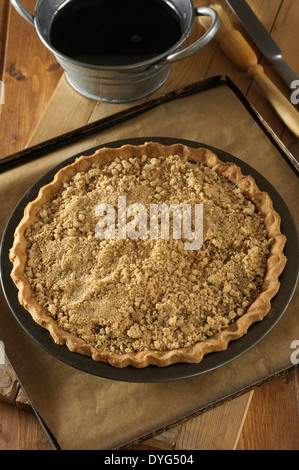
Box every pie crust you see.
[9,142,287,368]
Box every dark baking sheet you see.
[0,75,297,174]
[1,136,298,383]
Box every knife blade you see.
[225,0,299,89]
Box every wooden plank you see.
[146,392,253,450]
[146,426,181,450]
[1,0,297,451]
[27,75,97,147]
[175,391,253,450]
[237,370,299,450]
[0,401,53,450]
[0,0,10,81]
[0,0,62,158]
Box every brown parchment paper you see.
[0,82,298,450]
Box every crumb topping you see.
[24,153,270,354]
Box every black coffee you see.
[50,0,182,66]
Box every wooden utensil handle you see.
[220,30,257,71]
[219,30,299,138]
[248,64,299,138]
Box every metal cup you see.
[11,0,219,102]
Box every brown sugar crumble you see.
[24,152,270,354]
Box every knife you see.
[225,0,299,90]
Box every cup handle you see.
[159,7,219,65]
[10,0,35,26]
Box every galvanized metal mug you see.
[11,0,219,102]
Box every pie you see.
[9,142,287,368]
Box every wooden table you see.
[0,0,298,450]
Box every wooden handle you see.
[248,64,299,138]
[219,30,258,71]
[219,30,299,137]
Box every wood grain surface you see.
[0,0,298,450]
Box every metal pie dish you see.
[1,137,298,382]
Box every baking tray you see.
[0,75,298,174]
[1,136,298,383]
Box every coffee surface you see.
[50,0,182,66]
